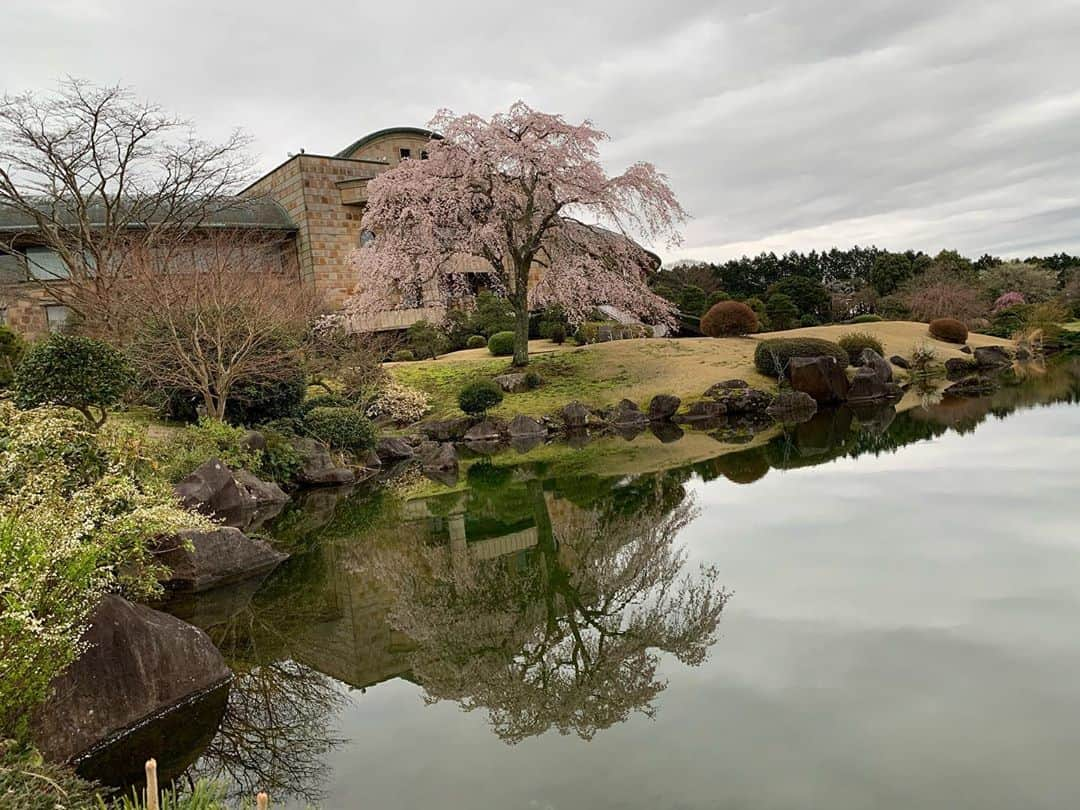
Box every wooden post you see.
[145,759,159,810]
[256,792,269,809]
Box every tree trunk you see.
[512,297,530,367]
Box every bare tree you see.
[0,78,253,339]
[123,231,317,420]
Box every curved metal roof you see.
[334,127,438,159]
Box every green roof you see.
[335,127,438,159]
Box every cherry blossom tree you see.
[342,102,687,366]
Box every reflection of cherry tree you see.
[372,486,729,744]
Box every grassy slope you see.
[390,321,1013,421]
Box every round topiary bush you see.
[848,313,883,324]
[225,368,306,426]
[928,317,968,344]
[303,406,375,452]
[466,334,487,349]
[549,325,567,345]
[13,332,131,426]
[487,331,515,357]
[524,371,542,389]
[753,337,849,378]
[458,379,504,415]
[700,300,759,337]
[392,349,416,362]
[837,331,885,365]
[799,314,821,328]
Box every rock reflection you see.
[368,485,730,744]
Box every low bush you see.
[458,379,503,415]
[799,314,821,328]
[848,313,883,324]
[301,393,350,413]
[549,325,567,344]
[392,349,416,362]
[12,333,131,427]
[303,406,376,452]
[364,380,431,424]
[753,337,849,378]
[524,371,542,389]
[986,304,1030,338]
[260,427,304,484]
[910,342,938,376]
[928,317,968,343]
[487,331,516,357]
[700,301,758,337]
[838,331,885,365]
[0,326,24,389]
[0,744,102,809]
[161,418,263,482]
[407,319,448,360]
[466,334,487,349]
[574,321,651,343]
[224,368,306,426]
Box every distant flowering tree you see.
[993,291,1026,312]
[342,102,687,366]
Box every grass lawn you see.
[389,321,1013,421]
[1065,321,1080,332]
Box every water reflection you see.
[127,358,1080,804]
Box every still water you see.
[99,361,1080,809]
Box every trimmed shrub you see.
[524,371,542,389]
[301,393,350,414]
[799,314,821,328]
[458,379,504,415]
[466,334,487,349]
[928,317,968,344]
[838,332,885,365]
[700,301,758,337]
[364,380,430,424]
[470,291,516,336]
[392,349,416,362]
[224,368,306,426]
[706,290,731,309]
[161,417,262,482]
[407,319,448,359]
[13,333,130,426]
[848,313,883,324]
[987,304,1030,338]
[487,331,515,357]
[549,325,567,344]
[261,427,304,483]
[753,337,849,378]
[0,326,24,389]
[765,293,799,331]
[303,406,376,452]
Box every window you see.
[359,229,376,247]
[25,247,71,281]
[44,304,71,332]
[399,148,411,160]
[420,150,429,160]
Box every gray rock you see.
[31,595,231,763]
[889,355,911,370]
[240,430,266,453]
[418,417,474,442]
[508,414,546,438]
[174,459,252,517]
[788,356,849,404]
[851,403,897,436]
[294,438,356,486]
[608,399,648,427]
[973,345,1013,369]
[858,348,893,383]
[945,357,978,379]
[960,345,973,354]
[704,381,773,414]
[673,400,727,423]
[649,422,685,443]
[357,449,383,470]
[647,394,681,421]
[464,418,504,442]
[559,401,590,429]
[493,372,530,393]
[232,469,288,505]
[375,436,415,461]
[847,367,902,404]
[766,391,818,423]
[155,527,288,593]
[420,441,458,471]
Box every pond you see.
[85,360,1080,809]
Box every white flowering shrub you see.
[0,402,206,738]
[365,380,431,425]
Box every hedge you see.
[753,337,849,378]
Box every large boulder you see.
[673,400,727,423]
[847,367,902,405]
[858,349,893,383]
[508,414,546,438]
[493,373,530,393]
[704,379,774,414]
[608,399,648,428]
[32,595,232,763]
[974,345,1013,369]
[766,391,818,423]
[419,441,458,471]
[232,469,288,505]
[294,438,356,486]
[646,394,681,422]
[418,417,474,442]
[174,460,287,527]
[945,357,979,379]
[889,355,911,370]
[788,356,849,404]
[559,401,591,429]
[375,436,415,462]
[464,418,505,442]
[155,527,288,593]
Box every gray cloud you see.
[3,0,1079,261]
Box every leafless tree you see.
[0,78,253,338]
[123,231,318,420]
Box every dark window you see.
[399,148,411,160]
[420,150,429,160]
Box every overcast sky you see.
[5,0,1080,263]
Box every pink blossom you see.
[993,291,1026,311]
[341,102,687,363]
